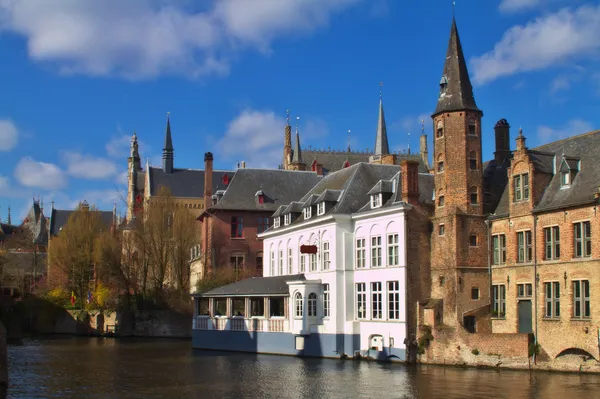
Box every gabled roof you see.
[148,167,232,198]
[315,189,343,203]
[283,202,304,214]
[301,150,428,175]
[49,209,114,236]
[367,180,394,195]
[194,274,306,297]
[208,169,322,212]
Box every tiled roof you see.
[209,169,322,212]
[194,274,306,297]
[148,167,233,198]
[301,150,428,175]
[49,209,114,236]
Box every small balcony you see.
[193,316,289,332]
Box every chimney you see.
[311,159,323,176]
[204,152,214,211]
[242,161,246,169]
[516,127,526,152]
[494,119,511,164]
[401,159,420,205]
[419,134,429,170]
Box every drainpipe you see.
[533,215,538,364]
[485,219,491,311]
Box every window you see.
[561,171,571,186]
[299,254,306,273]
[309,253,317,272]
[517,231,532,263]
[214,298,227,316]
[469,151,477,169]
[437,157,444,173]
[323,284,330,318]
[307,293,317,317]
[270,251,275,275]
[356,283,367,319]
[544,226,560,260]
[492,234,506,265]
[273,217,280,228]
[371,236,382,267]
[574,221,592,258]
[317,202,325,215]
[544,282,560,318]
[230,255,244,275]
[256,253,263,274]
[270,297,285,317]
[470,187,478,205]
[258,217,270,233]
[287,248,293,274]
[387,281,400,320]
[250,298,264,317]
[190,245,201,261]
[513,173,530,201]
[356,239,366,268]
[232,299,245,317]
[436,121,444,138]
[438,195,445,207]
[303,207,312,219]
[439,224,445,236]
[469,234,477,247]
[371,282,383,319]
[387,234,399,266]
[517,283,532,298]
[371,194,382,209]
[231,216,244,238]
[492,285,506,318]
[471,287,479,300]
[322,242,330,270]
[284,214,291,225]
[468,120,477,136]
[198,298,210,316]
[294,293,303,318]
[278,250,284,275]
[573,280,590,319]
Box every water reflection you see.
[7,337,600,399]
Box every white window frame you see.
[370,194,382,209]
[299,254,306,273]
[356,283,367,320]
[278,250,284,275]
[270,251,275,276]
[371,236,382,267]
[513,173,530,201]
[322,241,330,270]
[284,214,291,226]
[303,207,312,219]
[294,292,303,318]
[371,282,383,320]
[309,253,317,272]
[387,281,400,320]
[561,170,571,187]
[287,247,293,274]
[356,238,366,269]
[323,284,330,318]
[307,293,317,317]
[274,217,280,228]
[387,234,399,266]
[317,202,325,216]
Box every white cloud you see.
[499,0,541,13]
[116,169,128,186]
[216,109,329,168]
[537,119,593,143]
[14,157,67,190]
[0,0,361,79]
[61,151,118,179]
[471,4,600,85]
[106,135,133,158]
[70,189,124,210]
[0,119,18,151]
[550,75,572,93]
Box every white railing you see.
[193,316,289,333]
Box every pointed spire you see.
[162,112,174,174]
[347,130,352,152]
[374,83,390,155]
[433,16,481,117]
[292,117,303,164]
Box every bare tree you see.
[171,201,199,296]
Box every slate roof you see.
[194,274,306,297]
[208,169,322,212]
[300,150,428,175]
[49,209,114,236]
[148,167,233,198]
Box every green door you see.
[518,300,533,334]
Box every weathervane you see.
[347,130,352,152]
[407,132,411,155]
[379,81,383,100]
[452,1,456,16]
[421,119,425,134]
[296,116,300,134]
[286,109,290,125]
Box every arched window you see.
[437,189,445,207]
[308,293,317,316]
[437,154,444,173]
[436,121,444,138]
[470,186,478,205]
[469,151,477,170]
[295,292,303,318]
[468,118,477,136]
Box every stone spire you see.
[292,117,303,164]
[419,120,429,170]
[162,112,174,174]
[374,84,389,155]
[283,109,292,169]
[130,131,141,172]
[433,17,481,117]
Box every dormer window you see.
[317,202,325,216]
[513,173,529,201]
[439,75,448,92]
[561,171,571,187]
[274,217,280,228]
[304,207,312,220]
[284,214,291,226]
[370,194,382,209]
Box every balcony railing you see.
[193,316,289,332]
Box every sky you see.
[1,0,599,222]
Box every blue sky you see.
[1,0,599,221]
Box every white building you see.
[191,161,433,361]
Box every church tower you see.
[127,132,141,221]
[162,113,174,174]
[288,117,306,171]
[430,16,489,329]
[283,110,292,170]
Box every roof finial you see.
[347,130,351,152]
[518,126,523,137]
[452,1,456,17]
[286,109,290,126]
[407,132,411,155]
[296,116,300,134]
[421,119,425,135]
[379,81,383,101]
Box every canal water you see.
[7,337,600,399]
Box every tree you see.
[48,204,106,308]
[1,227,47,297]
[171,200,199,296]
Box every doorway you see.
[463,316,476,333]
[518,300,533,334]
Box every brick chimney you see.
[311,159,323,176]
[204,152,213,211]
[494,119,511,164]
[401,159,419,205]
